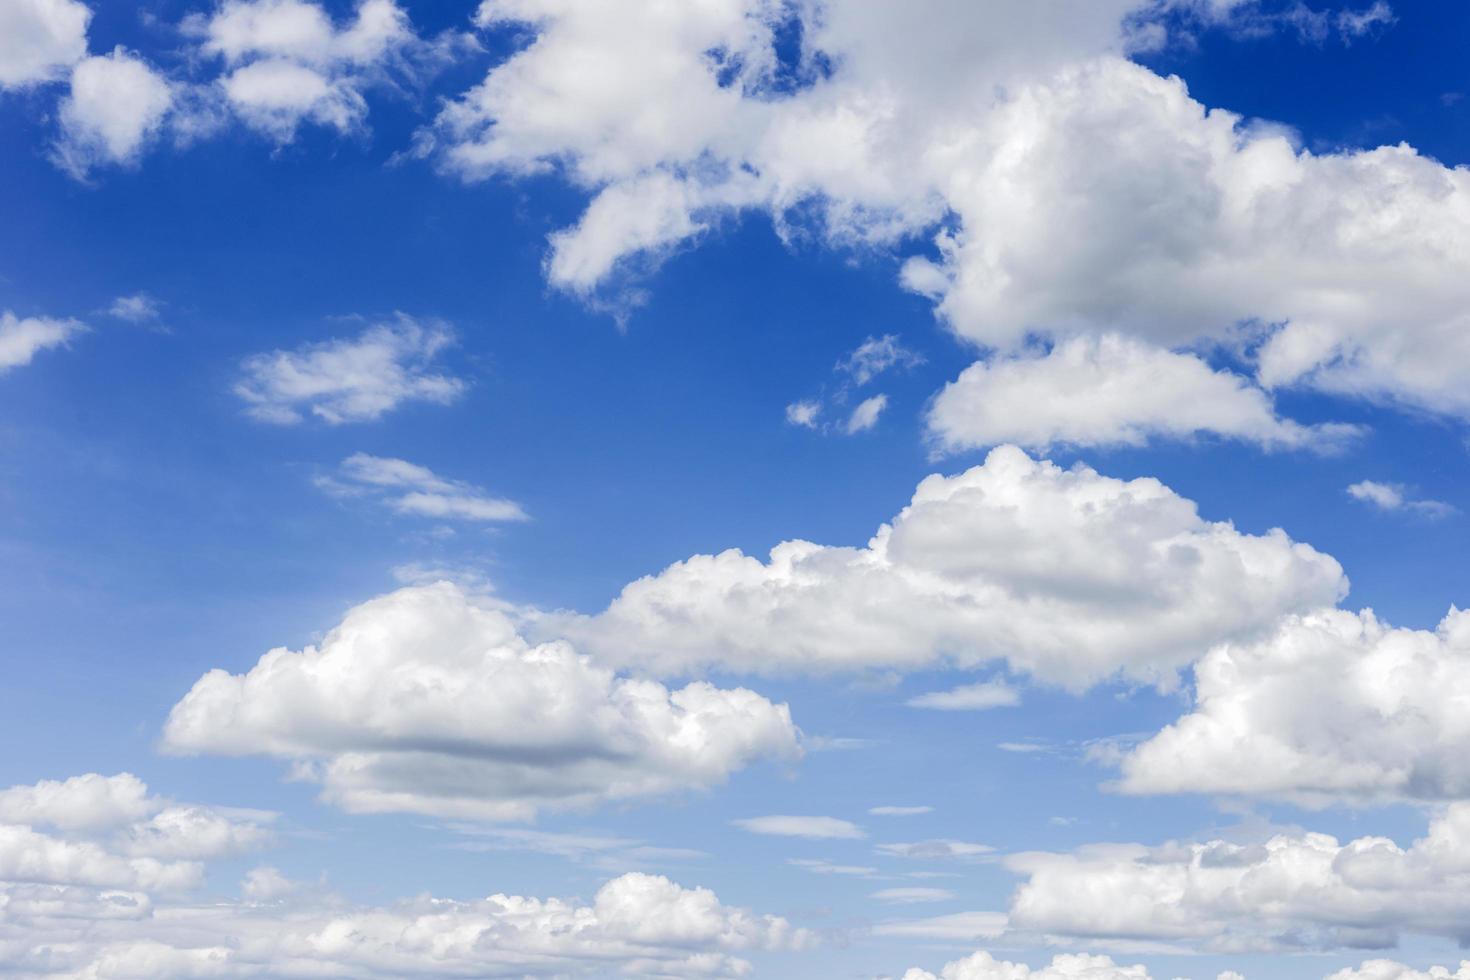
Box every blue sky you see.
[3,2,1470,978]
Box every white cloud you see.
[900,951,1155,980]
[554,445,1346,690]
[875,840,994,862]
[1347,480,1454,518]
[0,310,86,373]
[906,680,1020,711]
[732,815,864,840]
[873,886,955,904]
[840,334,924,387]
[1116,607,1470,804]
[873,910,1008,942]
[54,48,174,178]
[787,858,876,876]
[869,805,933,817]
[234,314,465,424]
[845,393,888,434]
[106,292,163,324]
[428,2,1470,428]
[0,0,89,89]
[928,335,1358,453]
[163,582,801,820]
[1006,803,1470,951]
[322,452,527,523]
[785,399,822,428]
[193,0,452,142]
[1327,963,1470,980]
[0,772,155,832]
[0,854,809,979]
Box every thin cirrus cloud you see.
[875,840,994,862]
[163,582,802,821]
[0,310,86,373]
[320,452,527,523]
[786,334,918,436]
[234,314,465,425]
[551,444,1347,690]
[869,805,934,817]
[871,886,955,905]
[731,816,866,840]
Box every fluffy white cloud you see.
[901,951,1155,980]
[0,311,86,372]
[321,452,527,522]
[234,315,465,424]
[0,867,808,979]
[1346,480,1454,518]
[429,1,1470,427]
[193,0,446,141]
[54,48,174,178]
[106,292,163,324]
[163,582,801,820]
[928,335,1358,453]
[732,815,864,840]
[0,0,89,89]
[555,445,1345,689]
[0,773,155,832]
[1006,803,1470,951]
[1116,608,1470,804]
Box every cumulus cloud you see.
[906,680,1020,711]
[321,452,527,523]
[0,861,808,978]
[54,48,174,178]
[0,310,86,372]
[1006,803,1470,952]
[732,815,864,840]
[423,1,1470,429]
[1327,963,1470,980]
[234,315,465,424]
[1116,607,1470,804]
[928,335,1358,453]
[0,0,89,89]
[900,951,1155,980]
[1347,480,1454,518]
[554,445,1346,689]
[163,582,801,820]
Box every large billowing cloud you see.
[1006,803,1470,952]
[427,0,1470,432]
[0,770,808,979]
[163,582,801,820]
[555,445,1345,689]
[1115,607,1470,805]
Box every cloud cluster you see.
[1116,607,1470,804]
[421,0,1470,442]
[320,452,527,522]
[557,444,1345,689]
[163,582,801,820]
[235,315,465,424]
[0,310,86,373]
[1007,803,1470,952]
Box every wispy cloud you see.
[319,453,526,523]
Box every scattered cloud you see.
[872,886,955,904]
[106,292,163,325]
[872,910,1008,941]
[906,680,1020,711]
[163,582,801,820]
[869,806,934,817]
[787,858,877,877]
[1347,480,1454,518]
[0,310,86,373]
[839,335,925,386]
[321,452,527,523]
[875,840,994,862]
[53,48,174,179]
[732,816,865,840]
[235,314,464,424]
[844,393,888,434]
